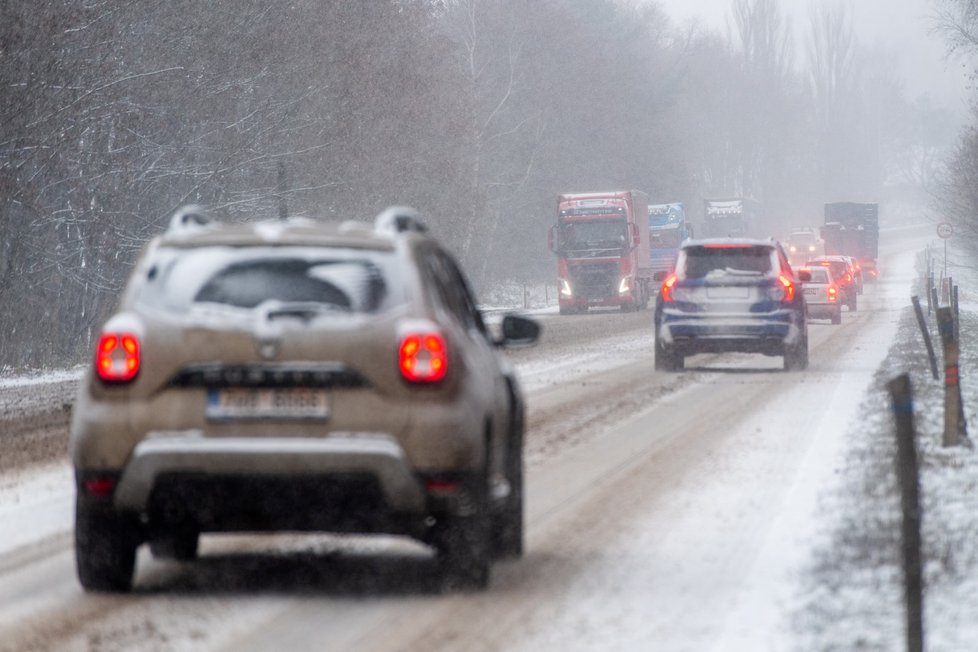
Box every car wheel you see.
[848,294,857,312]
[75,499,139,592]
[831,308,842,325]
[492,402,524,559]
[654,335,682,371]
[784,338,809,371]
[432,475,491,590]
[149,529,200,561]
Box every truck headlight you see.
[618,276,631,294]
[560,279,573,297]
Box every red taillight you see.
[399,332,448,382]
[83,477,117,497]
[661,273,678,302]
[828,285,838,301]
[778,274,795,302]
[845,272,852,283]
[425,478,460,495]
[95,332,140,382]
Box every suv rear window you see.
[136,247,405,315]
[679,245,774,280]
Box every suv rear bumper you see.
[657,311,802,356]
[113,433,425,514]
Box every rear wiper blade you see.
[264,302,350,321]
[708,268,763,277]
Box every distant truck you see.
[648,202,693,282]
[548,191,651,314]
[702,198,760,237]
[821,202,879,272]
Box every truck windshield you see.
[556,219,627,255]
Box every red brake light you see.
[95,332,140,383]
[778,274,795,302]
[661,273,678,302]
[828,285,838,301]
[399,332,447,382]
[845,272,852,283]
[83,477,117,497]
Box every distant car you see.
[654,238,810,372]
[799,266,842,325]
[859,258,879,282]
[70,205,540,593]
[785,228,822,267]
[807,256,858,311]
[845,255,864,294]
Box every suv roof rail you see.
[167,205,211,233]
[374,206,428,235]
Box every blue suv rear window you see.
[681,246,773,279]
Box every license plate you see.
[207,388,330,421]
[804,288,818,295]
[707,286,749,299]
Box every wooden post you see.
[953,284,960,341]
[931,286,940,311]
[937,307,965,445]
[911,296,939,381]
[887,373,924,652]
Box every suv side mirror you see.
[495,314,541,348]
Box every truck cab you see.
[549,191,651,314]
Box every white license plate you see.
[207,388,330,420]
[707,286,749,299]
[803,288,818,295]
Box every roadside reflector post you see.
[887,373,924,652]
[936,306,967,446]
[911,296,939,381]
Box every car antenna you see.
[277,161,288,220]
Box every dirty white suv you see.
[70,206,539,592]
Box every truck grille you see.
[569,262,618,300]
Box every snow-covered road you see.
[0,227,930,651]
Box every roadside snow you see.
[0,463,73,554]
[0,367,84,389]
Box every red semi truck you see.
[548,191,651,314]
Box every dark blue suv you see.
[653,239,809,371]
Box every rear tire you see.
[848,293,857,312]
[492,401,524,559]
[654,336,683,371]
[432,473,491,590]
[75,500,139,593]
[784,337,809,371]
[831,308,842,325]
